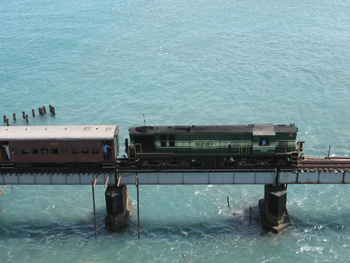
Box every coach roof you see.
[0,125,118,141]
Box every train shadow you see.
[125,206,264,239]
[0,207,108,239]
[0,206,265,240]
[3,205,349,240]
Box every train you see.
[0,123,303,170]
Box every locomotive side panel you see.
[275,131,297,153]
[128,124,300,168]
[154,133,254,154]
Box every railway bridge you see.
[1,156,350,234]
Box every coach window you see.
[51,148,59,154]
[160,135,167,147]
[81,148,89,154]
[259,138,270,146]
[12,149,19,155]
[41,148,49,154]
[32,149,39,154]
[92,148,99,154]
[71,148,79,154]
[21,149,30,154]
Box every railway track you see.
[298,156,350,169]
[2,156,350,174]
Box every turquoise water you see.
[1,0,350,262]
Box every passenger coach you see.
[0,125,119,169]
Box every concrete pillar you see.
[105,185,131,231]
[259,184,290,233]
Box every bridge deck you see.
[1,167,350,185]
[1,156,350,185]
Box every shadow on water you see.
[0,206,266,240]
[5,199,349,240]
[127,205,264,239]
[0,208,109,240]
[288,212,350,233]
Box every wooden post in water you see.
[249,207,252,224]
[92,179,98,240]
[49,105,56,115]
[136,175,141,239]
[0,185,8,196]
[38,107,44,115]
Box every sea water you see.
[0,0,350,262]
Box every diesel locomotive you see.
[0,123,303,169]
[127,123,303,168]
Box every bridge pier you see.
[105,184,131,231]
[259,184,290,233]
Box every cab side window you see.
[259,138,269,146]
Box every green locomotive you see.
[127,124,303,168]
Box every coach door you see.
[0,142,10,162]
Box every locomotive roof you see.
[0,125,118,141]
[129,124,297,135]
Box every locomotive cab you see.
[252,124,276,154]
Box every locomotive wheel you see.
[224,157,235,167]
[236,159,247,167]
[139,160,163,167]
[258,160,268,166]
[191,159,201,167]
[179,160,190,167]
[275,158,288,166]
[140,160,149,167]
